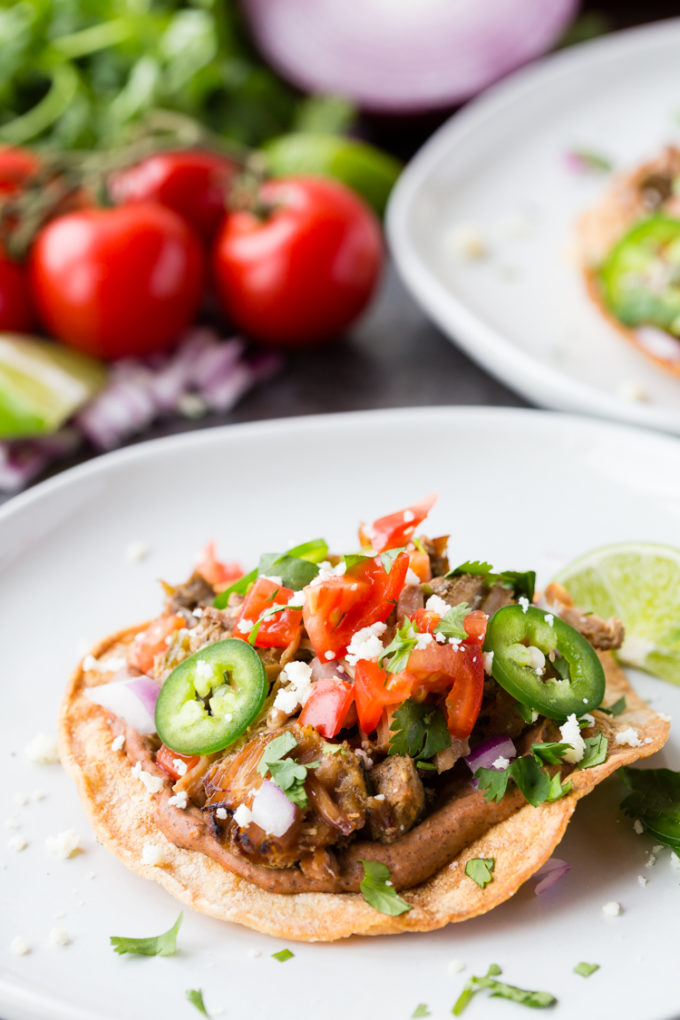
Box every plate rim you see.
[386,18,680,435]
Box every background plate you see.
[387,20,680,435]
[1,408,679,1020]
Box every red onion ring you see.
[464,735,517,774]
[533,857,570,894]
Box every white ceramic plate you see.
[1,408,680,1020]
[387,20,680,435]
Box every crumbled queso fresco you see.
[45,829,81,859]
[559,714,586,764]
[345,622,387,667]
[615,727,653,748]
[25,733,60,765]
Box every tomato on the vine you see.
[0,146,39,197]
[29,203,205,359]
[212,176,383,348]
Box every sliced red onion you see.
[84,671,160,735]
[464,736,517,774]
[636,326,680,363]
[533,857,570,895]
[243,0,578,113]
[250,779,297,837]
[0,429,80,490]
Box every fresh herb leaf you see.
[344,553,371,572]
[600,696,626,717]
[447,560,494,578]
[247,619,263,646]
[452,964,557,1016]
[412,1005,430,1018]
[359,860,412,916]
[214,539,327,608]
[110,912,182,956]
[272,948,294,962]
[322,742,344,755]
[531,742,570,765]
[258,552,319,589]
[284,538,328,563]
[574,962,600,978]
[620,768,680,850]
[257,733,319,809]
[186,989,209,1016]
[388,699,451,761]
[578,733,608,770]
[476,757,571,807]
[213,568,257,609]
[434,602,470,641]
[546,772,573,801]
[381,547,406,573]
[445,562,535,600]
[475,766,511,802]
[379,618,420,673]
[465,857,495,889]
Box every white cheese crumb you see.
[633,819,644,835]
[415,632,434,650]
[615,727,644,748]
[518,596,530,614]
[5,816,20,830]
[426,594,450,617]
[237,617,253,634]
[82,654,98,671]
[172,758,188,777]
[491,756,510,770]
[86,871,97,879]
[233,804,252,827]
[25,732,60,765]
[131,762,164,794]
[602,901,622,917]
[168,791,188,810]
[309,561,346,586]
[286,589,305,609]
[32,789,46,802]
[49,927,71,947]
[544,613,554,627]
[645,853,657,868]
[637,875,648,888]
[373,794,386,802]
[8,835,27,852]
[9,936,30,956]
[13,791,28,807]
[345,621,387,667]
[274,660,314,716]
[45,830,81,859]
[111,734,125,752]
[559,713,586,763]
[405,567,420,585]
[447,221,488,260]
[215,807,228,821]
[482,651,494,673]
[447,959,466,974]
[435,631,448,644]
[125,541,149,563]
[403,509,415,523]
[324,651,336,661]
[142,843,168,867]
[247,948,262,958]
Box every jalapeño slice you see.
[155,639,267,755]
[484,605,605,721]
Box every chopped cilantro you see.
[272,948,294,962]
[448,559,493,578]
[412,1006,431,1018]
[322,742,344,755]
[213,539,327,608]
[343,553,371,572]
[578,733,608,770]
[476,756,571,808]
[446,562,535,601]
[434,602,470,641]
[381,546,406,573]
[620,767,680,850]
[186,988,209,1016]
[257,732,319,809]
[574,962,600,978]
[530,741,570,765]
[465,857,495,889]
[475,765,511,802]
[600,696,626,717]
[359,860,412,916]
[452,964,557,1015]
[258,552,318,589]
[110,912,182,956]
[388,699,451,761]
[379,618,420,673]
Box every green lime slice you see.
[261,133,401,216]
[553,542,680,685]
[0,333,107,439]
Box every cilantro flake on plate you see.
[574,962,600,978]
[452,964,557,1015]
[109,912,182,956]
[186,988,209,1016]
[272,948,294,962]
[359,860,412,916]
[411,1005,431,1018]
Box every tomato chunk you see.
[155,744,200,781]
[196,540,243,591]
[129,615,185,674]
[354,659,413,733]
[298,677,354,738]
[234,576,302,649]
[302,552,409,659]
[398,642,484,738]
[359,494,437,552]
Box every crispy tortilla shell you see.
[59,626,670,942]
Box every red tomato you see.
[195,541,242,592]
[0,248,33,332]
[233,576,302,649]
[462,609,488,644]
[302,552,409,660]
[298,677,354,738]
[400,643,484,739]
[213,176,383,348]
[360,494,437,553]
[0,146,39,197]
[129,615,185,674]
[155,744,199,781]
[408,549,432,582]
[354,659,412,734]
[29,203,204,359]
[109,150,237,243]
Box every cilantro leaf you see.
[379,618,419,673]
[600,696,626,717]
[110,912,182,956]
[445,562,535,600]
[359,860,412,916]
[476,757,571,807]
[475,766,511,802]
[284,539,328,563]
[447,560,494,579]
[530,741,570,765]
[258,552,319,589]
[213,539,327,608]
[546,772,573,801]
[574,962,600,978]
[578,733,608,770]
[380,546,406,573]
[213,568,257,609]
[257,733,319,809]
[388,699,451,761]
[465,857,495,889]
[434,601,469,641]
[186,989,209,1016]
[272,948,294,962]
[620,768,680,850]
[412,1006,430,1018]
[452,964,557,1016]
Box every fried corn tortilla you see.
[59,627,669,942]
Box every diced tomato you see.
[155,744,200,781]
[298,677,355,738]
[408,549,432,582]
[354,659,413,733]
[128,615,185,674]
[302,552,409,659]
[411,608,441,634]
[399,643,484,738]
[463,609,488,644]
[233,576,302,649]
[196,540,243,592]
[359,494,437,553]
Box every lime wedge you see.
[0,333,107,439]
[553,542,680,685]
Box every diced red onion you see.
[464,736,517,774]
[243,0,578,113]
[0,429,80,490]
[310,658,352,684]
[84,671,160,734]
[533,857,570,895]
[250,779,297,837]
